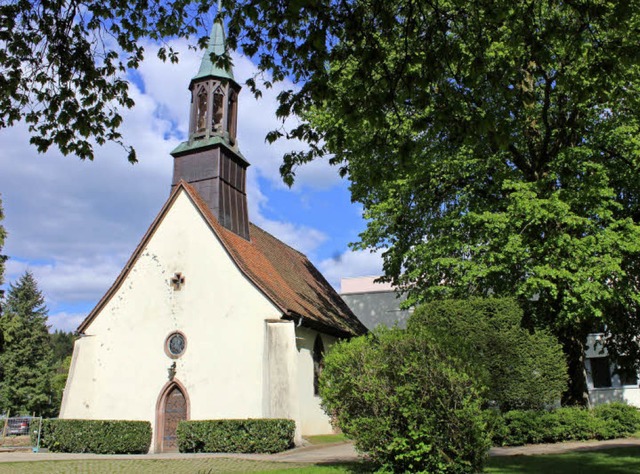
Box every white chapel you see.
[59,17,367,453]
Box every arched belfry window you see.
[313,334,325,396]
[195,86,208,133]
[227,90,238,140]
[212,87,224,132]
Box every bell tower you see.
[171,14,250,240]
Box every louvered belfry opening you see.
[170,18,250,240]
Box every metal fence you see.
[0,416,42,452]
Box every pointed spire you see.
[192,15,234,82]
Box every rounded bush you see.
[408,298,568,411]
[319,327,490,473]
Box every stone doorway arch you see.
[155,379,190,452]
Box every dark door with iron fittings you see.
[163,386,187,451]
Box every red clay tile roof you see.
[78,181,367,337]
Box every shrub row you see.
[177,419,295,454]
[38,419,151,454]
[492,403,640,446]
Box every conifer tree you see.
[0,196,6,303]
[0,272,54,416]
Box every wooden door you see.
[162,386,187,451]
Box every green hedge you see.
[177,419,295,453]
[37,419,151,454]
[493,403,640,446]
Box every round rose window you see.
[165,332,186,358]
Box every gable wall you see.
[60,191,281,447]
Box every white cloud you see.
[245,173,328,256]
[319,249,384,290]
[6,256,124,306]
[48,312,87,333]
[259,220,328,257]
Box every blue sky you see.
[0,38,383,332]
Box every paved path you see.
[0,437,639,464]
[0,441,360,464]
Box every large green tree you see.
[223,0,640,405]
[0,272,55,416]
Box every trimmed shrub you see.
[39,419,151,454]
[408,298,568,411]
[497,410,547,446]
[176,419,295,454]
[493,404,640,446]
[551,408,605,442]
[319,327,491,473]
[593,402,640,438]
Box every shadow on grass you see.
[487,447,640,474]
[314,461,376,473]
[254,460,375,473]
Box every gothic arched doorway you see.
[155,380,190,452]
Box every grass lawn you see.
[0,458,311,473]
[1,447,640,473]
[486,447,640,474]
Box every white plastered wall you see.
[60,190,282,451]
[295,326,337,435]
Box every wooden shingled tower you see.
[170,15,250,240]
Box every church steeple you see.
[181,15,241,150]
[171,13,250,240]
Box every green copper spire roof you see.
[192,18,234,81]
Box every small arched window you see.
[313,335,325,396]
[227,90,238,140]
[195,87,208,133]
[212,87,224,131]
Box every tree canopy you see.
[0,0,220,162]
[224,0,640,404]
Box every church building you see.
[59,17,367,453]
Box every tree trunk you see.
[560,332,590,407]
